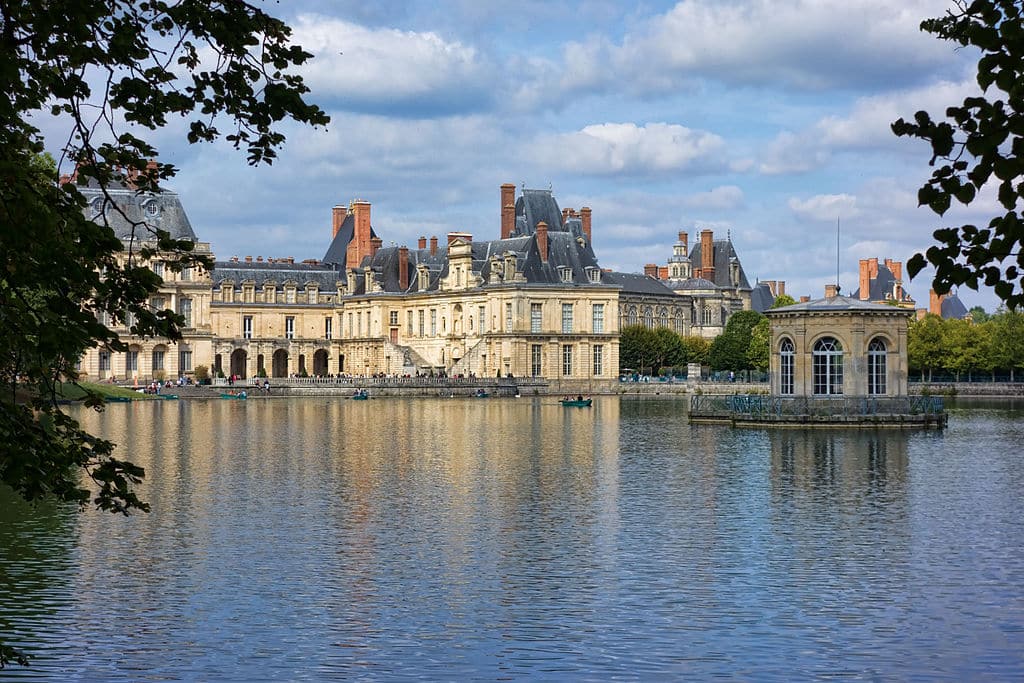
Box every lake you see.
[1,397,1023,680]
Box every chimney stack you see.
[825,283,838,298]
[501,183,516,239]
[346,200,372,269]
[429,236,438,256]
[700,229,715,282]
[859,259,870,300]
[658,266,669,280]
[536,221,548,262]
[399,246,409,291]
[869,257,879,279]
[644,264,658,278]
[930,289,945,316]
[245,256,252,263]
[778,281,785,296]
[418,236,427,250]
[581,206,592,243]
[892,260,903,300]
[800,295,810,303]
[332,205,348,239]
[370,236,382,257]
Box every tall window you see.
[626,306,637,325]
[702,305,712,326]
[868,337,887,395]
[285,316,295,340]
[389,310,399,326]
[531,303,542,333]
[178,298,192,327]
[325,317,333,340]
[407,311,413,336]
[149,296,165,311]
[659,308,668,328]
[562,344,573,376]
[179,349,192,372]
[151,261,164,278]
[126,350,138,374]
[561,303,573,333]
[243,315,253,339]
[812,337,843,395]
[99,351,110,372]
[479,306,487,333]
[592,304,604,333]
[531,344,543,377]
[593,345,604,376]
[643,307,654,328]
[180,267,192,281]
[505,302,513,331]
[779,338,794,395]
[418,310,425,337]
[430,309,437,336]
[152,349,165,371]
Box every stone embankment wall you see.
[909,382,1024,397]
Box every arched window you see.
[658,307,669,328]
[626,306,638,326]
[868,337,887,395]
[779,338,795,395]
[643,307,654,328]
[813,337,843,395]
[702,305,713,326]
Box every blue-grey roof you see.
[602,272,678,296]
[767,295,913,315]
[941,293,969,319]
[513,189,566,236]
[79,180,198,242]
[750,282,776,313]
[211,260,342,289]
[849,263,913,303]
[687,239,752,290]
[668,277,719,291]
[322,212,380,265]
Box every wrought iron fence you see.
[690,394,945,417]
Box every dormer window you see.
[585,266,601,284]
[307,287,318,304]
[558,266,573,283]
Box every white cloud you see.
[788,193,859,222]
[562,0,964,95]
[533,122,725,175]
[293,15,492,114]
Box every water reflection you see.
[0,397,1021,680]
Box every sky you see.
[46,0,1004,311]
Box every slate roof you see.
[322,212,380,265]
[750,282,776,313]
[601,272,678,296]
[667,277,719,292]
[687,239,752,290]
[211,260,343,289]
[849,263,913,303]
[79,180,198,242]
[941,293,969,319]
[767,295,913,314]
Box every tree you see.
[908,314,946,380]
[770,293,797,309]
[652,327,687,374]
[942,317,989,380]
[747,317,771,372]
[969,305,991,323]
[988,310,1024,380]
[680,335,711,367]
[892,0,1024,308]
[709,310,765,372]
[619,325,658,374]
[1,2,327,667]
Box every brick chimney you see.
[868,257,879,279]
[399,246,409,290]
[658,266,669,280]
[858,259,870,300]
[536,221,548,262]
[501,183,516,239]
[581,206,592,243]
[700,229,715,282]
[766,280,777,296]
[891,260,903,300]
[825,283,838,298]
[429,236,438,256]
[346,200,372,269]
[778,281,785,296]
[800,295,811,303]
[332,205,348,239]
[370,236,382,257]
[930,289,945,316]
[644,263,658,278]
[244,256,252,263]
[418,236,427,250]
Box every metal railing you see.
[690,394,945,417]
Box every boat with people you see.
[351,389,369,400]
[473,389,490,398]
[561,396,592,407]
[220,391,247,400]
[161,394,179,400]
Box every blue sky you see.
[50,0,1003,311]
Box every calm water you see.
[1,397,1023,681]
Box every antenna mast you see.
[836,216,840,293]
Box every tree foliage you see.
[2,2,328,663]
[708,310,765,371]
[770,293,797,309]
[908,310,1024,380]
[892,0,1024,308]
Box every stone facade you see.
[766,293,913,398]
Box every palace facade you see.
[77,182,757,382]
